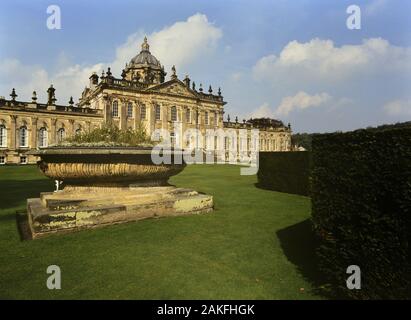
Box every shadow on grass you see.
[0,179,53,211]
[0,213,17,222]
[254,182,309,197]
[276,218,336,298]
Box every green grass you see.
[0,164,324,299]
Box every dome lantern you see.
[124,36,166,84]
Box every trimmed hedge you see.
[311,122,411,299]
[257,151,311,196]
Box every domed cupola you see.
[123,37,166,84]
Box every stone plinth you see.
[25,147,213,239]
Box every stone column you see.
[31,117,38,148]
[10,115,17,150]
[134,101,140,130]
[178,106,184,148]
[69,119,75,138]
[181,107,187,149]
[161,103,167,131]
[50,118,57,145]
[104,95,111,124]
[120,99,127,130]
[147,102,154,136]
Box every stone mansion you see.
[0,37,292,165]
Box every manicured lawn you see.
[0,164,323,299]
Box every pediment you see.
[150,80,197,98]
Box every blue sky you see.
[1,0,410,133]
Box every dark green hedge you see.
[311,122,411,299]
[257,151,311,196]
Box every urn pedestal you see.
[26,147,213,239]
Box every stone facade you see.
[0,37,291,165]
[0,95,102,164]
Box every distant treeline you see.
[291,133,314,151]
[292,122,411,151]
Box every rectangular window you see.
[0,125,6,147]
[170,132,175,147]
[20,156,27,164]
[127,102,133,118]
[57,128,65,143]
[186,109,191,123]
[39,128,48,148]
[155,105,161,121]
[20,127,28,148]
[0,156,5,164]
[171,106,177,122]
[112,101,119,117]
[205,111,209,125]
[140,105,146,120]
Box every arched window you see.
[140,105,146,120]
[171,106,177,122]
[57,128,65,143]
[0,124,6,148]
[39,127,48,148]
[112,101,119,117]
[127,102,133,118]
[155,105,161,121]
[19,126,28,148]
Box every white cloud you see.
[253,38,411,84]
[274,91,331,116]
[229,71,243,82]
[248,102,274,118]
[112,13,222,75]
[383,99,411,116]
[0,59,50,101]
[0,13,222,104]
[0,58,104,104]
[246,91,331,120]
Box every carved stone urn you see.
[26,147,213,239]
[36,147,185,187]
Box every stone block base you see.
[26,185,213,239]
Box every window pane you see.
[186,109,190,123]
[20,127,28,147]
[0,125,6,147]
[127,103,133,117]
[57,128,65,143]
[112,101,118,117]
[39,128,48,147]
[155,105,161,120]
[171,106,177,122]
